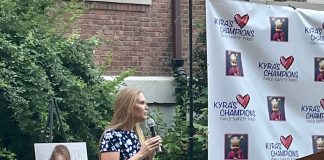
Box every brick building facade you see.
[66,0,324,126]
[71,0,324,77]
[72,0,206,76]
[69,0,205,121]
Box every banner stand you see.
[42,98,67,142]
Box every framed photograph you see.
[34,142,88,160]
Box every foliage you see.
[156,30,208,159]
[0,0,132,159]
[0,146,16,160]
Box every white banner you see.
[207,0,324,159]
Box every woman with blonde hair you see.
[99,88,162,160]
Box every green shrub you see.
[156,30,208,159]
[0,0,131,159]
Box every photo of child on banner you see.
[267,96,286,121]
[315,57,324,82]
[224,134,248,160]
[312,135,324,153]
[270,17,289,42]
[226,50,244,77]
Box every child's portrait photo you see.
[226,50,244,77]
[224,134,248,160]
[315,57,324,82]
[312,135,324,153]
[34,142,88,160]
[267,96,286,121]
[270,17,289,42]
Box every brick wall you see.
[71,0,206,76]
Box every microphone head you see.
[147,118,156,127]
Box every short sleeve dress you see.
[99,129,141,160]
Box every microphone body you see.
[149,126,157,137]
[147,118,162,153]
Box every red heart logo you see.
[320,99,324,110]
[280,56,294,70]
[236,94,250,109]
[280,135,293,150]
[234,14,249,29]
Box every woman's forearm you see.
[128,153,144,160]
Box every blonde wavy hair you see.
[50,145,70,160]
[99,88,149,159]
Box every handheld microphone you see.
[147,118,162,153]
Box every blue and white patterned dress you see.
[99,129,141,160]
